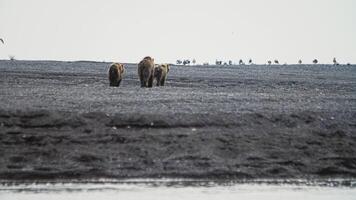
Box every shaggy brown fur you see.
[154,64,170,86]
[108,63,125,87]
[138,56,155,87]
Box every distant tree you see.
[248,59,253,65]
[176,60,182,65]
[192,59,196,65]
[239,59,244,65]
[274,60,279,64]
[228,60,233,65]
[333,57,339,66]
[9,55,15,61]
[313,59,318,64]
[268,60,272,65]
[298,59,302,64]
[183,59,190,65]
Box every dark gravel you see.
[0,60,355,180]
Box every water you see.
[1,179,356,200]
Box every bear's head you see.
[118,63,125,74]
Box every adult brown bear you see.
[154,64,170,86]
[108,63,125,87]
[138,56,155,87]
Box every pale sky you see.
[0,0,355,64]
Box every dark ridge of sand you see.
[0,110,356,180]
[0,60,356,180]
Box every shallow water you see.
[1,180,356,200]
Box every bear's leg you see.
[160,75,166,86]
[110,79,117,87]
[139,71,146,87]
[147,74,154,88]
[117,79,121,87]
[156,77,160,86]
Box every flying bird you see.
[0,38,4,44]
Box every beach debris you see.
[9,55,15,61]
[183,59,190,65]
[216,60,222,65]
[333,58,339,66]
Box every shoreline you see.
[1,177,355,187]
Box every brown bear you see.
[108,63,125,87]
[138,56,155,87]
[154,64,170,86]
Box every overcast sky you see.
[0,0,355,64]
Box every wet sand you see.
[1,180,356,200]
[0,60,355,180]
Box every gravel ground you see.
[0,60,355,180]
